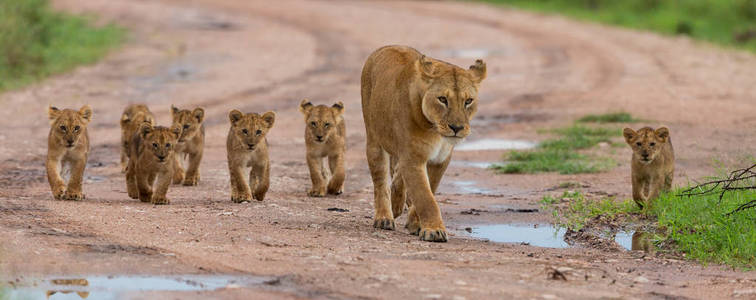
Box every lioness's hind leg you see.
[367,145,394,230]
[405,204,420,235]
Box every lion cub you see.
[126,123,181,204]
[227,110,276,202]
[170,105,205,186]
[46,105,93,200]
[120,104,155,173]
[623,126,674,208]
[298,99,346,197]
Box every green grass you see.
[0,0,124,91]
[578,112,640,124]
[479,0,756,53]
[546,190,640,231]
[492,124,620,174]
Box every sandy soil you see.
[1,0,755,299]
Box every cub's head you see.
[299,99,343,144]
[171,105,205,143]
[623,127,670,165]
[48,105,93,148]
[120,106,154,131]
[228,109,275,150]
[139,123,181,163]
[416,56,486,143]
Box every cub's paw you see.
[419,227,448,242]
[182,175,199,186]
[231,193,252,203]
[151,196,170,205]
[327,182,343,195]
[139,193,152,203]
[373,218,396,230]
[127,188,139,199]
[253,193,266,202]
[172,170,185,185]
[63,191,84,201]
[120,164,128,174]
[52,186,66,200]
[308,188,326,197]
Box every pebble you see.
[633,276,650,283]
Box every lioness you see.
[126,123,181,204]
[623,126,674,208]
[227,109,276,202]
[298,99,346,197]
[46,105,93,200]
[361,45,486,242]
[120,104,155,173]
[170,105,205,186]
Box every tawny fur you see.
[299,99,346,197]
[126,123,181,205]
[360,45,486,242]
[46,105,93,200]
[170,105,205,186]
[227,109,275,202]
[120,104,155,173]
[623,126,675,208]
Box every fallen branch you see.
[679,163,756,216]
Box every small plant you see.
[554,191,639,231]
[577,112,640,123]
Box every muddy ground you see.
[1,0,755,299]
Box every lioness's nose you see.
[448,124,464,134]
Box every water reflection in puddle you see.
[468,224,569,248]
[450,161,493,169]
[456,139,535,151]
[616,231,654,253]
[6,275,270,300]
[453,181,495,195]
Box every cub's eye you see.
[437,96,448,106]
[183,124,190,129]
[242,129,248,135]
[636,142,642,146]
[465,98,474,106]
[74,125,80,131]
[59,126,66,131]
[255,129,262,135]
[153,143,159,148]
[649,142,656,146]
[310,121,317,127]
[166,143,171,148]
[324,123,331,128]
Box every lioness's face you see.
[141,124,180,163]
[299,100,343,144]
[624,127,670,165]
[171,105,204,143]
[418,58,486,142]
[229,110,275,150]
[48,105,92,148]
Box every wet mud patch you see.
[70,243,161,256]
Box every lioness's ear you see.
[79,105,93,123]
[139,123,153,138]
[48,106,61,121]
[655,127,670,142]
[262,111,276,128]
[299,99,313,114]
[192,107,205,123]
[171,105,180,116]
[469,59,487,84]
[229,109,243,125]
[332,102,344,115]
[416,55,437,80]
[623,128,637,145]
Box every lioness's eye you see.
[649,142,656,146]
[74,125,80,131]
[437,96,448,106]
[324,123,330,128]
[256,129,262,135]
[465,98,474,106]
[59,126,66,131]
[183,124,190,129]
[242,129,248,135]
[153,143,158,148]
[636,142,642,146]
[310,121,317,127]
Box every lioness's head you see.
[171,105,205,143]
[299,99,343,144]
[623,127,670,165]
[139,123,181,163]
[229,109,275,151]
[416,56,486,143]
[48,105,92,148]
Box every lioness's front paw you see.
[373,218,396,230]
[232,193,252,203]
[182,175,199,186]
[63,190,84,201]
[308,187,326,197]
[419,227,448,242]
[151,195,170,205]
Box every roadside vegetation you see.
[480,0,756,53]
[492,113,633,174]
[0,0,123,91]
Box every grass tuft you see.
[0,0,124,91]
[578,112,640,124]
[545,191,639,231]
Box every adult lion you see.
[361,45,486,242]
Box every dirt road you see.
[2,0,755,299]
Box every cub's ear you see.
[79,105,93,123]
[139,123,153,138]
[416,55,438,80]
[655,127,670,142]
[48,106,61,121]
[469,59,487,84]
[229,109,243,125]
[120,113,131,125]
[299,99,313,114]
[262,111,276,128]
[331,101,344,115]
[171,105,180,116]
[192,107,205,123]
[623,128,637,145]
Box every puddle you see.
[6,275,272,299]
[467,224,569,248]
[455,139,536,151]
[450,161,493,169]
[452,181,495,195]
